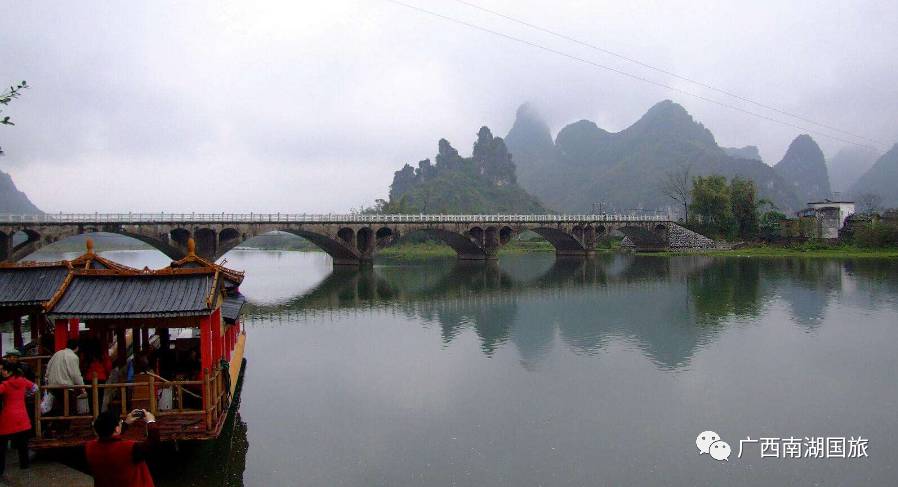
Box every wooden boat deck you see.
[29,405,229,450]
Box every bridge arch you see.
[216,227,243,257]
[5,229,176,263]
[2,227,66,262]
[529,227,591,257]
[617,225,667,252]
[337,227,354,246]
[375,227,396,248]
[400,228,490,260]
[499,226,514,245]
[356,227,373,254]
[279,228,361,266]
[467,227,484,247]
[170,228,191,248]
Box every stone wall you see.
[667,224,716,249]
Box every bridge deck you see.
[0,213,669,225]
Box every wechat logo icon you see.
[696,430,731,461]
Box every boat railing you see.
[33,364,229,439]
[20,355,50,383]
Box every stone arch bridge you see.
[0,213,708,265]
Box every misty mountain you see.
[828,146,879,194]
[505,100,801,214]
[850,144,898,208]
[722,146,762,162]
[387,127,545,213]
[773,134,831,204]
[0,169,42,214]
[503,103,557,193]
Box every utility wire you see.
[385,0,882,151]
[452,0,884,147]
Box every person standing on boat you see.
[0,362,37,479]
[44,339,85,417]
[86,409,159,487]
[2,350,34,382]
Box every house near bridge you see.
[795,199,856,240]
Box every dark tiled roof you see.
[221,294,246,323]
[0,266,71,306]
[168,255,244,288]
[47,273,216,319]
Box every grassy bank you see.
[663,244,898,258]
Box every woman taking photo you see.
[0,361,37,477]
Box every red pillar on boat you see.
[199,314,213,374]
[141,327,150,351]
[132,327,141,351]
[68,318,79,339]
[211,309,222,365]
[55,319,69,351]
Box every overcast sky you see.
[1,0,896,213]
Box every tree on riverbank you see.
[689,175,734,238]
[688,175,764,240]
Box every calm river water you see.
[30,249,898,486]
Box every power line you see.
[451,0,884,147]
[384,0,882,151]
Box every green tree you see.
[730,177,760,239]
[689,175,734,238]
[0,80,28,155]
[759,210,788,241]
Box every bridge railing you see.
[0,213,669,225]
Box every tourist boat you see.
[0,238,247,449]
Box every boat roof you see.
[165,238,245,289]
[0,262,71,307]
[0,238,246,322]
[46,270,221,320]
[222,293,247,323]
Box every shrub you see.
[853,223,898,248]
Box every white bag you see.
[40,391,54,414]
[158,388,173,411]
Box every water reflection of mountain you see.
[244,255,898,370]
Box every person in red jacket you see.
[86,409,159,487]
[0,361,37,477]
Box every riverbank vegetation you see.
[664,243,898,258]
[663,169,898,255]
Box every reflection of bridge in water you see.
[244,255,715,318]
[240,255,889,369]
[0,213,701,265]
[242,255,769,369]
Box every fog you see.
[1,0,896,212]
